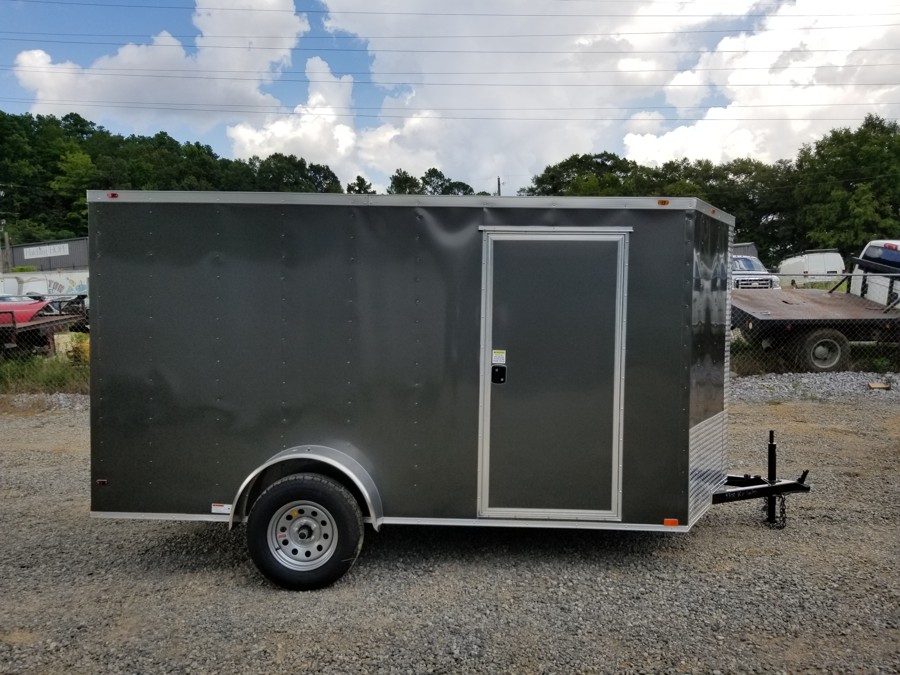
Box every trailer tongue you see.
[713,431,811,529]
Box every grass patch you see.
[849,344,900,373]
[0,355,89,394]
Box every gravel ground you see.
[0,375,898,674]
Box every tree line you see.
[1,111,897,265]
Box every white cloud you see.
[624,0,900,165]
[625,112,665,135]
[231,0,715,191]
[227,57,362,177]
[13,0,899,192]
[14,0,308,131]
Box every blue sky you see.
[2,0,898,193]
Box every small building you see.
[9,237,89,271]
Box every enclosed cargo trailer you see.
[89,192,801,589]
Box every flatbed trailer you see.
[732,286,900,372]
[0,312,84,353]
[89,192,809,590]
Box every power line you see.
[2,36,898,55]
[3,22,898,40]
[3,97,894,122]
[10,0,900,18]
[5,96,896,113]
[4,73,898,88]
[6,62,898,79]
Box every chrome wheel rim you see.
[811,339,840,369]
[267,500,338,571]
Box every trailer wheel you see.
[797,329,850,372]
[247,473,363,590]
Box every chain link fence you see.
[0,294,90,394]
[2,276,898,395]
[730,273,900,376]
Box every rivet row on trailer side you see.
[88,192,809,590]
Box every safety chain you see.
[762,495,787,529]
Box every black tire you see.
[797,329,850,373]
[247,473,363,590]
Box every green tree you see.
[253,153,342,193]
[177,142,221,190]
[520,152,640,196]
[386,169,423,195]
[0,112,353,242]
[656,158,709,198]
[218,158,257,191]
[444,180,475,195]
[420,168,474,195]
[49,150,98,235]
[256,153,312,192]
[793,114,900,255]
[306,162,343,193]
[59,112,97,142]
[710,158,799,265]
[346,175,376,194]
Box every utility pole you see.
[0,189,6,273]
[1,228,9,274]
[497,176,501,197]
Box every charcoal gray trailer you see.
[88,192,807,589]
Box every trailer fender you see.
[229,445,383,531]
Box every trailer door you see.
[478,228,628,520]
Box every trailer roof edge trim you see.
[86,191,734,225]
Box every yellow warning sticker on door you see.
[491,350,507,365]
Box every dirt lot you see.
[0,395,898,673]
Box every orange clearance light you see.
[663,518,679,527]
[657,199,670,206]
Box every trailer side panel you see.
[90,193,733,529]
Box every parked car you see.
[0,298,53,324]
[778,249,846,286]
[0,294,88,330]
[732,255,780,289]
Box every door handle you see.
[491,365,507,384]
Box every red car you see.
[0,295,88,326]
[0,298,52,324]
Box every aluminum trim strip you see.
[86,191,734,224]
[90,512,231,522]
[228,445,384,531]
[480,507,620,520]
[479,226,634,233]
[477,231,496,515]
[89,512,691,532]
[475,230,491,516]
[381,517,691,532]
[478,230,627,521]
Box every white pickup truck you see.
[731,254,781,289]
[849,240,900,308]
